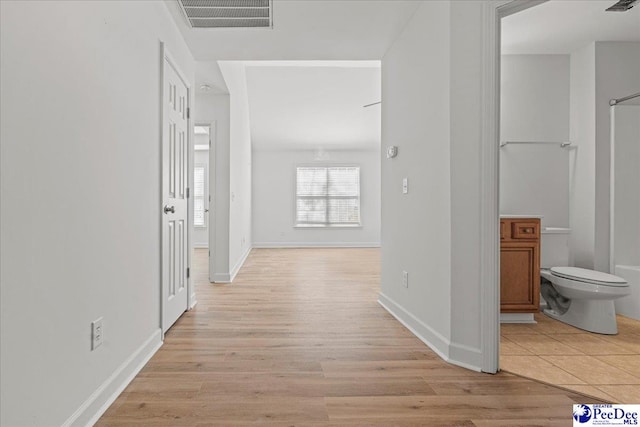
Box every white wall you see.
[500,55,571,229]
[219,62,253,279]
[193,143,210,248]
[195,94,230,280]
[568,41,640,271]
[613,105,640,267]
[569,43,596,268]
[593,42,640,272]
[448,0,486,366]
[0,1,194,426]
[252,149,381,247]
[380,1,453,359]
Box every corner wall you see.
[380,1,453,359]
[0,1,194,425]
[569,44,596,268]
[593,42,640,272]
[219,62,253,280]
[448,0,485,368]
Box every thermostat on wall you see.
[386,146,398,158]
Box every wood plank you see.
[97,248,604,426]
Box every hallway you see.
[98,248,600,425]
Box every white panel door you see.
[162,55,189,332]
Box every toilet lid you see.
[550,267,628,286]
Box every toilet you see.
[540,229,630,334]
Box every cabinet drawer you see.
[511,221,539,239]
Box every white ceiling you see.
[245,63,380,150]
[502,0,640,54]
[164,0,420,60]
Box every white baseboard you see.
[500,313,536,324]
[62,329,163,427]
[230,247,252,282]
[378,293,481,373]
[212,272,231,283]
[212,247,252,283]
[252,242,381,248]
[193,243,208,249]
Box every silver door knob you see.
[163,205,175,214]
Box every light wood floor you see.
[98,248,603,426]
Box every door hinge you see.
[187,107,190,119]
[187,267,190,279]
[209,195,211,202]
[186,187,190,198]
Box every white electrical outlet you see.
[402,271,409,288]
[402,178,408,194]
[91,317,103,350]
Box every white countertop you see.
[500,214,544,219]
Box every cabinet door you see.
[500,242,540,312]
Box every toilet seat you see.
[550,267,627,287]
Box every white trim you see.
[610,105,616,274]
[61,329,163,427]
[206,121,217,284]
[449,341,484,372]
[478,0,549,375]
[478,0,503,376]
[378,293,449,361]
[378,293,482,372]
[193,243,209,249]
[212,272,232,283]
[212,246,252,283]
[230,246,252,282]
[500,313,536,323]
[253,242,380,248]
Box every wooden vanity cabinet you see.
[500,218,540,313]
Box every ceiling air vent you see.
[606,0,639,11]
[177,0,273,28]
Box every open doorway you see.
[191,61,382,288]
[193,124,211,250]
[497,0,640,403]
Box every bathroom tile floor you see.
[500,313,640,403]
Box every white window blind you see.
[194,165,206,227]
[296,166,360,226]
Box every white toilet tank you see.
[541,228,571,269]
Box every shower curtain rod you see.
[610,92,640,106]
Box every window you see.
[295,166,360,227]
[194,165,206,227]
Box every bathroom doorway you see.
[497,0,640,403]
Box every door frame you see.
[160,42,194,336]
[206,121,217,283]
[479,0,548,373]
